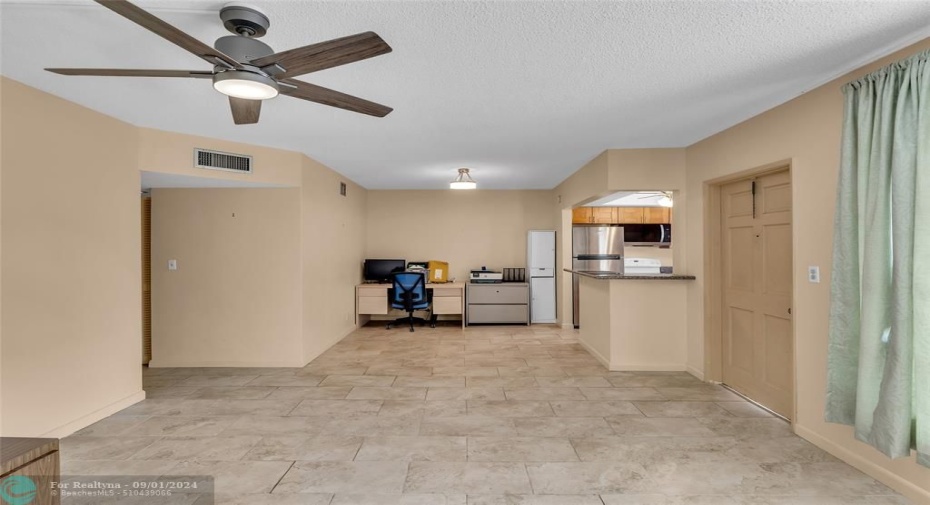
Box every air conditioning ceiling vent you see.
[193,148,252,173]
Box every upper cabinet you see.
[643,207,671,224]
[572,207,594,224]
[572,206,672,225]
[591,207,616,224]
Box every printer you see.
[470,269,503,283]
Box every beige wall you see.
[300,157,368,362]
[150,188,304,367]
[366,190,556,281]
[684,39,930,502]
[137,127,302,187]
[1,77,144,437]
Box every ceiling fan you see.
[45,0,393,124]
[637,191,673,207]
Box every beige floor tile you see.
[468,496,602,505]
[549,400,642,417]
[394,376,467,388]
[298,365,369,376]
[404,462,532,494]
[580,387,666,401]
[716,401,775,418]
[419,416,518,437]
[186,386,277,400]
[143,386,203,399]
[632,401,731,418]
[366,366,434,377]
[129,416,240,437]
[427,388,506,401]
[606,374,703,388]
[432,367,500,377]
[288,399,383,417]
[465,377,539,388]
[330,493,466,505]
[526,462,653,494]
[355,436,466,462]
[244,375,325,387]
[321,415,421,436]
[606,417,718,437]
[274,461,408,494]
[130,435,261,461]
[655,386,744,402]
[514,417,615,437]
[222,415,327,436]
[698,417,794,439]
[379,400,466,418]
[569,436,737,463]
[243,435,363,461]
[497,366,567,377]
[59,436,159,461]
[347,387,428,400]
[165,460,293,495]
[266,386,352,400]
[467,436,578,462]
[72,416,150,437]
[535,377,613,388]
[213,494,334,505]
[466,400,554,417]
[320,375,397,387]
[503,387,585,401]
[176,375,259,387]
[61,459,180,476]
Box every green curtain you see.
[826,48,929,467]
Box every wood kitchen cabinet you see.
[615,207,645,224]
[573,206,672,225]
[1,438,60,505]
[572,207,594,224]
[590,207,616,224]
[643,207,671,224]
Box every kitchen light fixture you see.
[450,168,477,190]
[657,192,673,207]
[213,69,279,100]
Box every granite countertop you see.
[564,268,696,280]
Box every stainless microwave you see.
[623,223,671,245]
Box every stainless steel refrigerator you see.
[572,226,624,327]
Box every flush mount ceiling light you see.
[450,168,477,190]
[657,192,673,207]
[213,69,279,100]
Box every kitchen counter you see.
[569,269,691,372]
[565,269,695,280]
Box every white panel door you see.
[530,277,557,323]
[529,231,556,270]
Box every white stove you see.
[624,257,662,275]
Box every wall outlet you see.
[808,265,820,283]
[168,259,178,271]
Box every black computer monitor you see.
[363,259,406,282]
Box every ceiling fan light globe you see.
[658,195,673,207]
[213,70,279,100]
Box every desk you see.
[356,282,466,329]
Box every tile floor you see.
[61,323,912,504]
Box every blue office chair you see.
[387,271,436,332]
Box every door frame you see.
[703,159,796,421]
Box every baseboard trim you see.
[576,338,611,369]
[686,365,705,381]
[148,359,304,368]
[794,425,930,504]
[561,323,575,330]
[41,390,146,438]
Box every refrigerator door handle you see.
[576,254,621,261]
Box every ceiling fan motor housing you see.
[220,3,270,37]
[214,35,274,62]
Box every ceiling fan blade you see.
[46,68,213,78]
[94,0,240,68]
[229,97,261,125]
[251,32,392,79]
[280,79,392,117]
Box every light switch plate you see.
[808,265,820,283]
[168,259,178,271]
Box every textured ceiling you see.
[2,1,929,189]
